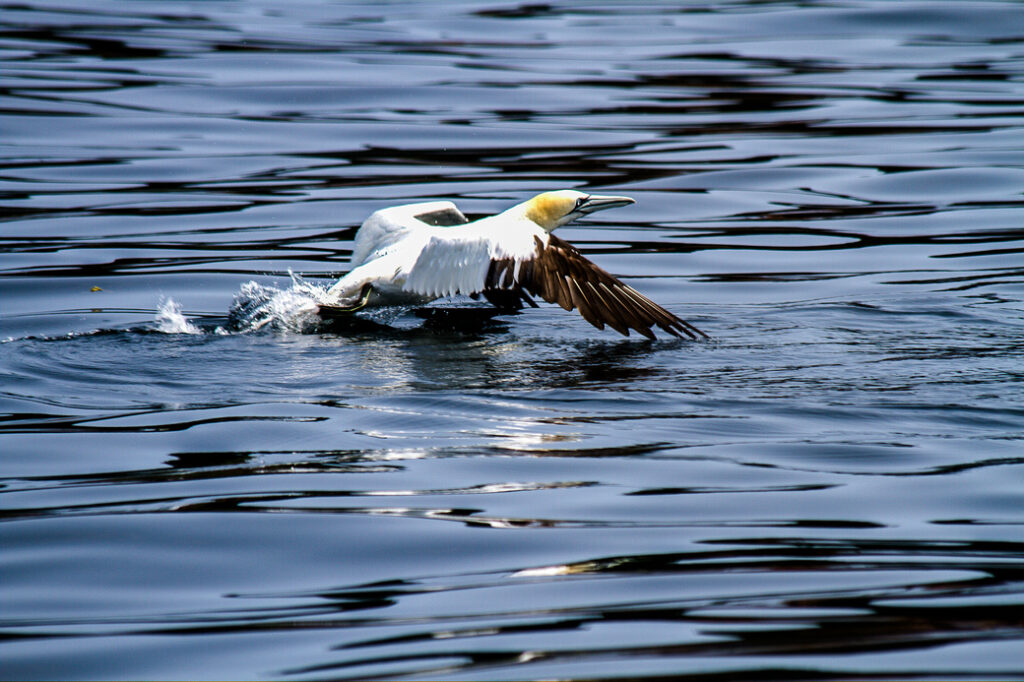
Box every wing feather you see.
[402,223,542,299]
[567,277,602,330]
[518,234,706,340]
[396,219,705,340]
[351,201,463,267]
[585,281,631,337]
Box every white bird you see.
[322,190,706,340]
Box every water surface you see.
[2,1,1024,679]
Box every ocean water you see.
[2,1,1024,679]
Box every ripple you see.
[3,0,1024,679]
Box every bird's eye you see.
[574,196,588,210]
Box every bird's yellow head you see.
[522,190,635,232]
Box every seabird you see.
[322,190,706,340]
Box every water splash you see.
[227,272,334,333]
[154,298,201,335]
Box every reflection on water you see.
[2,0,1024,679]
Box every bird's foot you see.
[318,284,373,317]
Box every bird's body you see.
[324,190,705,340]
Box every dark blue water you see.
[3,1,1024,679]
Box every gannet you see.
[322,190,706,340]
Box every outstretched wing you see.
[351,201,469,268]
[402,223,541,299]
[496,234,706,340]
[404,229,705,340]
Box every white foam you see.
[154,298,201,335]
[227,271,333,333]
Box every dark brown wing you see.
[478,258,539,311]
[503,234,706,340]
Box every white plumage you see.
[323,190,706,340]
[329,198,542,304]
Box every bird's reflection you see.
[315,305,671,393]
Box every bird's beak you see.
[577,194,636,214]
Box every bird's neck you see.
[499,199,559,232]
